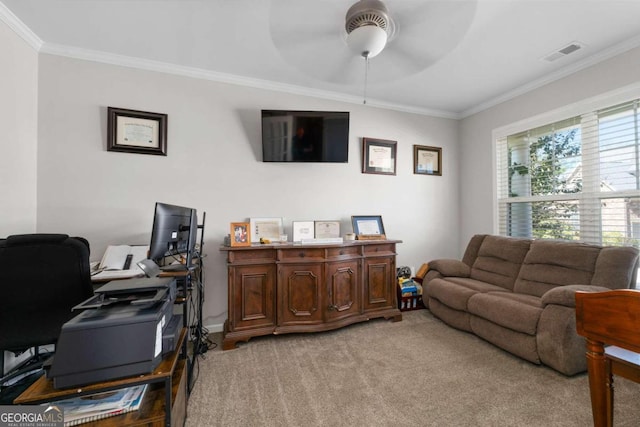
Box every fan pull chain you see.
[363,54,370,105]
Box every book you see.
[46,384,147,426]
[92,245,149,280]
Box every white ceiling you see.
[2,0,640,118]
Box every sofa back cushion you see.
[469,235,531,290]
[590,246,639,289]
[514,240,600,297]
[462,234,487,267]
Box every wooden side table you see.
[15,329,188,427]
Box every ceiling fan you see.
[269,0,478,87]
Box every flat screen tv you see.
[261,110,350,162]
[148,202,198,270]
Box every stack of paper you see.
[91,245,149,280]
[45,384,147,426]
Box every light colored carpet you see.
[186,310,640,426]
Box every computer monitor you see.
[148,202,198,269]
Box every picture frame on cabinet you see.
[230,222,251,247]
[250,217,283,243]
[292,221,315,242]
[362,138,397,175]
[107,107,167,156]
[314,221,340,239]
[414,145,442,176]
[351,215,386,239]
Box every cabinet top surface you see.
[220,239,401,251]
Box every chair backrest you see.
[575,289,640,354]
[0,234,94,352]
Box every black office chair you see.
[0,233,94,388]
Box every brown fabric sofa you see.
[424,235,639,376]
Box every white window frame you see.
[492,82,640,242]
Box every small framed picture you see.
[414,145,442,176]
[230,222,251,247]
[107,107,168,156]
[351,215,385,237]
[292,221,315,242]
[362,138,397,175]
[250,217,283,243]
[315,221,340,239]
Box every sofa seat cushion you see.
[467,291,543,335]
[427,277,509,311]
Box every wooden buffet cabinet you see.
[220,240,402,350]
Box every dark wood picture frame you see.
[107,107,168,155]
[230,222,251,247]
[414,145,442,176]
[362,138,397,175]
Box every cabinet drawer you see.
[326,245,360,259]
[363,243,396,256]
[228,248,276,264]
[278,248,325,262]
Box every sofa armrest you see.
[541,285,612,308]
[428,259,471,278]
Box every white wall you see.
[459,46,640,253]
[0,20,37,236]
[35,54,460,329]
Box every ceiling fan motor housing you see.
[345,0,390,58]
[345,0,389,33]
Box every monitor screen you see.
[261,110,350,162]
[148,202,198,268]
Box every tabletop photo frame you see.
[362,138,397,175]
[414,145,442,176]
[249,217,283,243]
[230,222,251,247]
[107,107,168,156]
[351,215,386,240]
[292,221,315,242]
[314,220,340,239]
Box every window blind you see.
[496,99,640,248]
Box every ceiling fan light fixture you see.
[346,24,388,58]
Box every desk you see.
[575,290,640,427]
[15,329,188,427]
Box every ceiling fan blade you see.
[267,0,479,86]
[269,0,354,83]
[361,0,478,81]
[326,54,364,85]
[390,1,478,57]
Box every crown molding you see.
[0,1,42,50]
[461,34,640,119]
[39,42,459,120]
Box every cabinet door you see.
[362,257,394,312]
[325,260,360,321]
[278,264,323,326]
[228,264,276,331]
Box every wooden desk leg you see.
[585,339,611,427]
[606,362,614,427]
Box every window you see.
[496,99,640,249]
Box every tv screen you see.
[261,110,350,162]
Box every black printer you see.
[46,277,182,389]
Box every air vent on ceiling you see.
[542,41,584,62]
